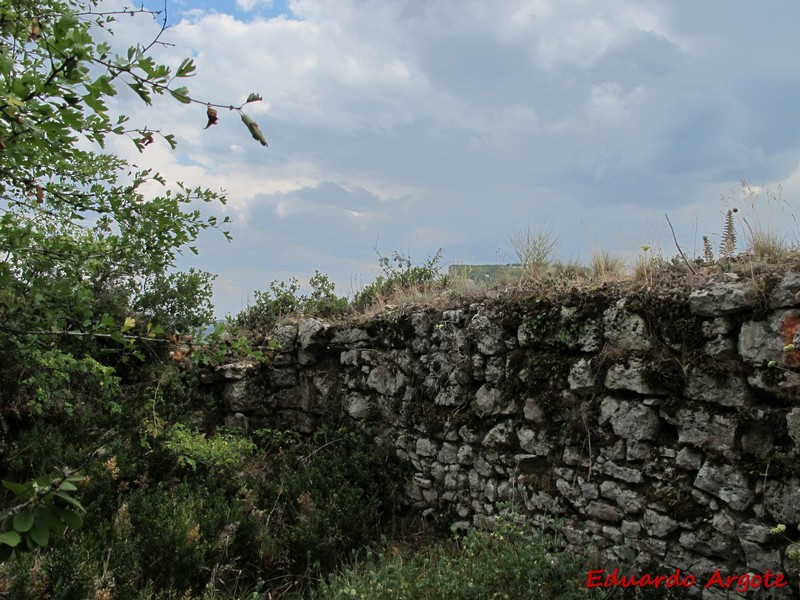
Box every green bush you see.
[353,249,446,310]
[235,271,350,331]
[312,511,600,600]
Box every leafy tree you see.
[0,0,267,560]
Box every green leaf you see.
[176,58,196,78]
[54,491,84,513]
[0,532,21,548]
[3,480,32,496]
[12,511,34,533]
[245,92,262,103]
[240,113,268,147]
[58,481,78,492]
[29,519,50,547]
[170,87,191,104]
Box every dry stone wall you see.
[216,271,800,597]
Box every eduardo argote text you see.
[586,568,789,593]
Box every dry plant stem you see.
[665,213,696,274]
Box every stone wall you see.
[216,271,800,597]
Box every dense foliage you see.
[0,0,269,574]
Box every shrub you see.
[353,249,446,310]
[312,511,601,599]
[235,271,349,331]
[508,222,560,279]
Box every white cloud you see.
[89,0,800,316]
[236,0,274,11]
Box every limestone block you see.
[603,299,651,351]
[689,282,758,316]
[271,368,298,389]
[676,447,703,470]
[523,398,545,423]
[694,462,754,511]
[599,396,661,440]
[222,378,265,412]
[643,508,679,537]
[330,327,371,346]
[762,480,800,524]
[740,421,775,458]
[605,359,668,395]
[297,317,330,351]
[586,501,623,522]
[568,357,595,393]
[366,365,407,397]
[482,421,515,448]
[416,438,437,457]
[467,314,504,355]
[683,370,751,408]
[272,323,298,353]
[788,408,800,446]
[662,407,736,453]
[600,461,644,484]
[217,360,260,380]
[437,442,458,465]
[739,309,800,366]
[517,427,551,456]
[769,271,800,308]
[344,392,369,419]
[435,385,463,407]
[472,384,501,417]
[748,368,800,402]
[223,412,248,434]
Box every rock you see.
[517,427,551,456]
[762,480,800,524]
[221,378,265,412]
[271,368,298,389]
[467,314,504,355]
[330,327,371,346]
[740,422,775,458]
[748,368,800,402]
[297,317,330,351]
[603,300,651,351]
[683,371,751,408]
[694,462,754,511]
[482,421,515,448]
[366,365,407,397]
[739,310,800,367]
[568,358,595,393]
[689,282,758,316]
[415,438,437,457]
[223,412,249,434]
[344,393,369,419]
[662,407,736,453]
[523,398,545,423]
[586,501,623,522]
[788,408,800,446]
[601,461,644,484]
[605,359,668,395]
[472,384,501,417]
[769,271,800,308]
[643,509,679,537]
[217,360,261,380]
[599,397,660,440]
[437,442,458,465]
[676,447,703,470]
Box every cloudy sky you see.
[101,0,800,317]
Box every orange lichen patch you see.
[779,314,800,367]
